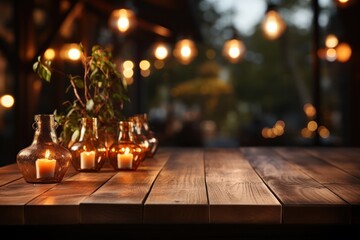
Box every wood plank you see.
[0,163,23,186]
[276,147,360,185]
[205,148,281,224]
[0,178,58,225]
[0,166,78,225]
[80,150,170,224]
[25,166,115,224]
[275,147,360,224]
[144,148,209,223]
[306,147,360,179]
[242,147,351,224]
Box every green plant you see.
[33,43,129,148]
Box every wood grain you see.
[1,147,359,226]
[0,178,58,225]
[276,147,360,224]
[80,150,170,224]
[275,147,360,185]
[242,147,351,224]
[306,147,360,179]
[0,165,78,225]
[205,148,281,224]
[25,169,116,224]
[0,163,23,187]
[144,148,208,223]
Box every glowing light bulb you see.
[173,38,197,65]
[67,48,81,61]
[109,8,134,33]
[222,39,246,63]
[262,10,286,40]
[0,94,15,108]
[154,43,169,60]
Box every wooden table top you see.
[1,147,359,228]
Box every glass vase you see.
[141,113,159,158]
[108,121,144,171]
[130,114,159,158]
[69,117,107,172]
[129,114,150,160]
[16,114,72,183]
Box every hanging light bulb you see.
[109,7,135,34]
[60,43,81,61]
[261,4,286,40]
[153,42,170,60]
[335,0,352,8]
[222,28,246,64]
[173,38,198,65]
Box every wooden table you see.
[0,147,359,239]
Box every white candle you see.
[36,150,56,178]
[117,148,133,169]
[80,151,96,169]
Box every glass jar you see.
[141,113,159,158]
[108,121,144,171]
[130,114,159,158]
[16,114,72,183]
[69,117,107,172]
[129,114,151,160]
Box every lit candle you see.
[36,150,56,179]
[117,148,133,169]
[80,151,96,169]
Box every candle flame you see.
[124,147,130,154]
[45,150,51,159]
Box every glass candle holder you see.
[108,121,144,171]
[69,117,107,172]
[16,114,72,183]
[130,114,159,158]
[129,114,151,160]
[141,113,159,158]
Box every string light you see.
[60,44,81,61]
[173,38,198,65]
[109,8,135,33]
[153,42,170,60]
[222,38,246,64]
[261,3,286,40]
[0,94,15,108]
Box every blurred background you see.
[0,0,359,166]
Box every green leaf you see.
[92,45,101,53]
[90,68,98,80]
[33,56,52,82]
[32,61,39,72]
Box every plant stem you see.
[83,55,89,102]
[70,78,85,108]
